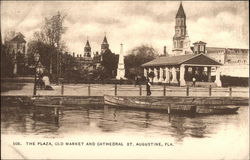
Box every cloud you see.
[1,1,248,56]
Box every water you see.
[1,104,249,159]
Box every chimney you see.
[73,52,75,57]
[77,54,79,57]
[164,46,167,56]
[80,54,82,58]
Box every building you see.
[75,35,112,71]
[142,2,248,86]
[142,53,222,87]
[192,41,249,77]
[172,2,192,55]
[101,35,109,54]
[4,32,27,75]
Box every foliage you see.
[1,45,14,77]
[34,12,67,48]
[101,49,119,79]
[27,11,68,81]
[124,44,158,79]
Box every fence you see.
[35,83,248,97]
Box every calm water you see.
[1,104,249,159]
[1,104,248,141]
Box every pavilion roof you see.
[141,54,222,67]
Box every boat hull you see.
[196,106,240,115]
[104,95,196,114]
[104,95,239,115]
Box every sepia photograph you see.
[1,1,249,159]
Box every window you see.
[200,45,204,52]
[194,46,198,52]
[180,41,183,48]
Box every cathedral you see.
[142,2,249,86]
[172,2,192,55]
[75,35,114,71]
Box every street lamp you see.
[33,52,40,96]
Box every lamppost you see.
[33,52,40,96]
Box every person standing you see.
[192,77,196,87]
[146,79,152,96]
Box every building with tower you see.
[4,32,27,75]
[142,2,248,86]
[75,35,116,77]
[101,35,109,54]
[172,2,192,55]
[84,39,91,58]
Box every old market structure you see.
[141,3,223,87]
[141,54,222,87]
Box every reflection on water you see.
[1,104,248,143]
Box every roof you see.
[141,54,222,67]
[206,47,248,53]
[85,40,91,48]
[102,36,108,44]
[10,34,26,43]
[176,2,186,18]
[193,41,206,45]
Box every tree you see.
[27,11,67,81]
[125,44,158,79]
[1,44,14,77]
[101,49,119,79]
[34,11,66,49]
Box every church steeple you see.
[172,2,189,55]
[101,34,109,53]
[84,39,91,57]
[176,2,186,18]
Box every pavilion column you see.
[148,68,152,82]
[215,67,222,87]
[159,67,164,82]
[207,67,211,82]
[144,68,147,78]
[13,53,17,75]
[179,64,186,86]
[164,67,170,83]
[171,67,178,83]
[153,68,158,83]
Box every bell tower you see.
[101,34,109,54]
[84,39,91,57]
[172,2,189,55]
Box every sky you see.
[1,1,249,56]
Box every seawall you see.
[1,95,248,106]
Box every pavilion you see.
[141,54,222,87]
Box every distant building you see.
[5,32,27,75]
[75,35,112,72]
[142,2,248,86]
[101,35,109,54]
[5,32,26,55]
[172,2,192,55]
[191,42,249,77]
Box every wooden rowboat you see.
[104,95,240,115]
[196,105,240,115]
[104,95,196,114]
